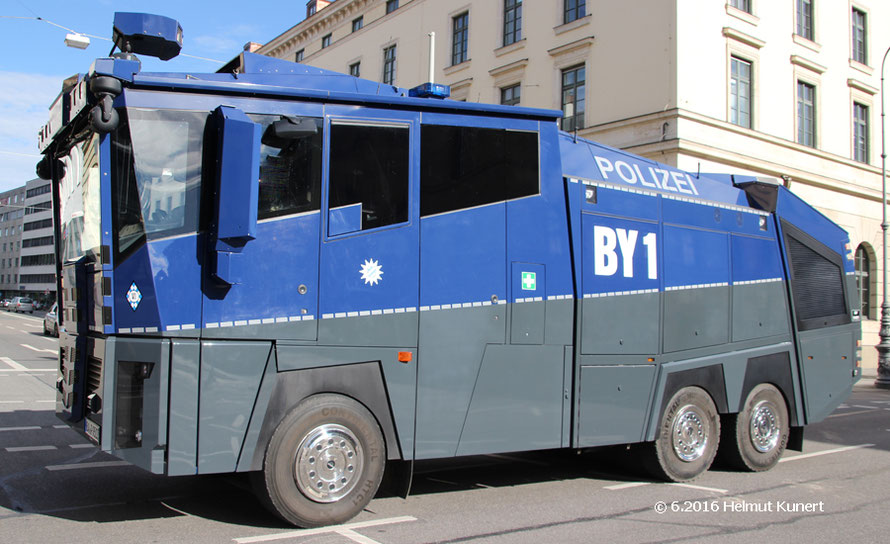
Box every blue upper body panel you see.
[91,52,562,122]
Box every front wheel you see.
[720,384,789,471]
[255,394,386,527]
[643,386,720,482]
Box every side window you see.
[250,115,323,220]
[328,123,409,230]
[420,125,538,217]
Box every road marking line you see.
[779,443,874,463]
[336,529,385,544]
[0,426,41,432]
[45,461,130,471]
[6,446,57,452]
[827,410,876,419]
[0,357,26,370]
[851,405,879,410]
[69,444,96,449]
[0,369,57,373]
[21,344,57,355]
[234,516,417,544]
[671,483,728,494]
[605,481,651,491]
[0,400,25,404]
[3,312,42,322]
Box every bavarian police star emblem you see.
[126,282,143,311]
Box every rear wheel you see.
[720,384,789,471]
[255,394,385,527]
[644,386,720,482]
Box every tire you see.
[643,386,720,482]
[255,394,386,527]
[720,384,789,472]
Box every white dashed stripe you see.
[581,179,659,198]
[733,278,783,286]
[584,288,658,298]
[666,282,730,291]
[575,177,769,216]
[661,193,769,216]
[122,276,785,333]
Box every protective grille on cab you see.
[787,236,845,326]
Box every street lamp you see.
[876,45,890,388]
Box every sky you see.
[0,0,307,192]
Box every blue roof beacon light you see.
[112,12,183,61]
[409,82,450,99]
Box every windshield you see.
[59,133,101,263]
[111,108,207,259]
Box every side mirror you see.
[261,116,318,148]
[211,105,260,286]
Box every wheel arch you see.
[737,351,803,451]
[648,364,728,441]
[737,352,799,427]
[243,362,403,473]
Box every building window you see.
[853,102,869,163]
[500,84,520,106]
[796,0,813,41]
[797,81,816,147]
[322,33,332,49]
[730,57,753,128]
[386,0,398,14]
[383,45,396,85]
[504,0,522,47]
[852,8,867,65]
[855,244,871,318]
[352,16,363,32]
[295,49,304,62]
[349,62,361,77]
[561,65,585,132]
[564,0,586,24]
[452,12,469,66]
[730,0,751,14]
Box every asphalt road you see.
[1,309,888,543]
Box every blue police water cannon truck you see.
[37,12,861,528]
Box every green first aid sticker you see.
[521,272,536,291]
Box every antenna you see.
[428,32,436,83]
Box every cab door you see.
[317,109,420,349]
[201,101,324,341]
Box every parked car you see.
[43,303,59,337]
[0,299,9,310]
[10,297,35,314]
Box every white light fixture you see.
[64,33,90,50]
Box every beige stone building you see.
[258,0,889,358]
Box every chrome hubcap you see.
[749,400,780,453]
[672,404,709,462]
[294,424,363,503]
